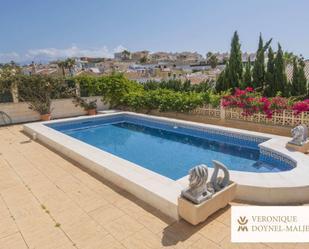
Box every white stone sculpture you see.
[208,160,230,192]
[289,124,308,146]
[181,160,231,204]
[181,164,212,204]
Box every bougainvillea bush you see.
[292,99,309,114]
[222,87,309,118]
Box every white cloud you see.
[0,52,21,63]
[0,45,127,63]
[113,45,127,53]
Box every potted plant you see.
[18,75,63,121]
[30,100,52,121]
[73,96,97,115]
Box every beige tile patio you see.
[137,212,172,234]
[82,234,126,249]
[220,235,270,249]
[103,215,144,241]
[63,215,109,249]
[88,203,126,225]
[122,228,163,249]
[0,232,28,249]
[189,237,222,249]
[160,221,203,249]
[0,125,309,249]
[198,219,230,244]
[0,215,19,239]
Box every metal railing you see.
[0,111,12,126]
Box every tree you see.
[0,64,22,102]
[291,58,299,96]
[264,47,276,96]
[226,31,243,89]
[252,33,272,90]
[242,57,252,88]
[274,44,288,96]
[207,54,219,69]
[140,56,147,64]
[291,57,307,96]
[283,52,296,66]
[216,63,229,92]
[18,75,70,115]
[65,58,75,76]
[57,60,67,77]
[298,58,308,96]
[122,50,131,60]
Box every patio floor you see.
[0,125,308,249]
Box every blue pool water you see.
[48,116,293,180]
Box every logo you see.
[237,216,248,232]
[232,206,309,242]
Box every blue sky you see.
[0,0,308,63]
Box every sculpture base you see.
[286,141,309,153]
[181,189,213,204]
[178,182,237,225]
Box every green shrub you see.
[122,89,208,112]
[72,75,98,97]
[95,74,143,107]
[18,75,73,114]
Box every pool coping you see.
[23,112,309,219]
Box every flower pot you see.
[87,109,97,115]
[178,182,237,225]
[40,113,51,121]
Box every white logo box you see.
[231,206,309,242]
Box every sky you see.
[0,0,308,63]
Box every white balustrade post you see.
[11,82,19,103]
[220,99,225,121]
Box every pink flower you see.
[237,102,245,108]
[292,101,309,114]
[245,87,254,92]
[222,100,231,107]
[247,97,254,102]
[235,88,246,97]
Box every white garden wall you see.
[0,96,108,125]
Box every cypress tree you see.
[226,31,243,89]
[274,44,288,96]
[265,47,276,96]
[242,57,252,88]
[252,33,272,90]
[297,58,308,95]
[291,58,299,96]
[216,63,229,92]
[215,71,224,92]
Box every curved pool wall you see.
[23,112,309,220]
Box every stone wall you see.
[0,96,108,125]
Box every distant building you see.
[114,50,132,61]
[242,52,256,62]
[131,51,149,62]
[149,52,175,63]
[175,52,203,64]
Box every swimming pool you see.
[25,112,309,219]
[47,114,293,180]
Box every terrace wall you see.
[148,105,301,137]
[0,96,108,125]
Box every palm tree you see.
[57,60,67,77]
[65,58,76,76]
[283,52,296,66]
[122,50,131,60]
